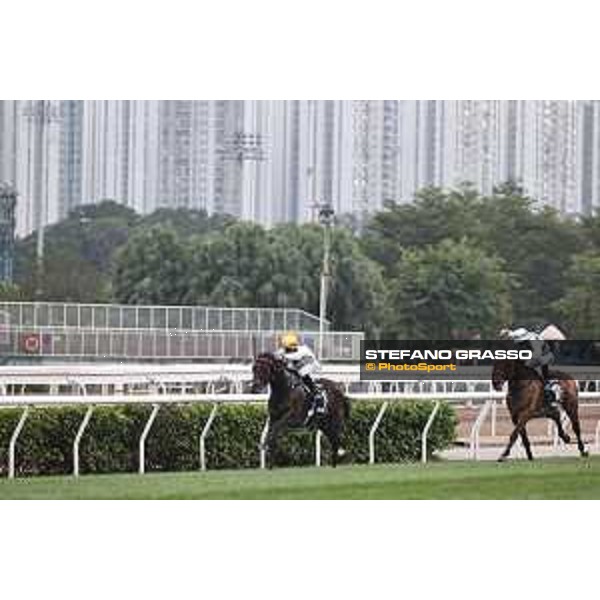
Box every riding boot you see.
[543,384,556,407]
[539,367,558,408]
[535,365,555,410]
[302,375,324,422]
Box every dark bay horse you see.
[492,360,588,461]
[251,352,351,468]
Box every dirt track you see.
[449,401,600,459]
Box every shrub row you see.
[0,400,457,476]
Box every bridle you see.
[252,353,286,389]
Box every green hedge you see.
[0,400,457,476]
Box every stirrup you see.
[544,381,560,405]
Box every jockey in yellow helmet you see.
[276,331,325,422]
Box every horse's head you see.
[251,352,286,393]
[491,359,514,391]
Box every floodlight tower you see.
[22,100,61,299]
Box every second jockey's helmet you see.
[509,327,536,342]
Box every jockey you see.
[275,331,325,421]
[499,326,561,406]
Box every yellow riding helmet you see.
[280,331,300,350]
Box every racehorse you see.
[491,359,588,461]
[251,352,351,468]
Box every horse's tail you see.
[323,379,350,420]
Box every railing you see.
[2,386,599,477]
[0,389,497,477]
[0,363,504,394]
[0,327,362,361]
[0,302,328,332]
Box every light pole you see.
[23,100,60,300]
[317,202,334,359]
[0,183,17,284]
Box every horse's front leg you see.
[509,408,534,461]
[321,421,344,468]
[499,413,534,462]
[263,413,290,469]
[520,428,534,461]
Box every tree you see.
[185,222,271,306]
[579,212,600,252]
[362,182,585,327]
[72,200,138,224]
[138,207,236,240]
[0,282,24,301]
[361,184,482,275]
[386,238,512,339]
[15,199,139,301]
[474,189,583,324]
[69,201,139,273]
[183,222,387,333]
[113,225,189,305]
[553,252,600,337]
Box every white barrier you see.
[0,389,503,478]
[3,388,600,478]
[0,390,510,407]
[0,363,361,386]
[369,401,389,464]
[73,406,94,477]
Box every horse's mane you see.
[547,369,574,381]
[497,360,574,382]
[255,351,282,364]
[254,351,286,373]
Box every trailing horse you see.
[251,352,351,468]
[491,359,588,461]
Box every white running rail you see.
[369,401,389,464]
[3,387,600,477]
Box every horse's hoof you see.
[498,455,508,463]
[581,451,589,458]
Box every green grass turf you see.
[1,456,600,499]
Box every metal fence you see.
[0,326,363,361]
[0,302,328,332]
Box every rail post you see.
[259,416,270,469]
[469,400,493,460]
[490,400,497,437]
[199,403,219,471]
[369,401,389,464]
[315,430,323,467]
[421,401,441,464]
[138,404,160,474]
[596,419,600,451]
[8,406,30,479]
[73,406,94,477]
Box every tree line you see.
[2,182,600,338]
